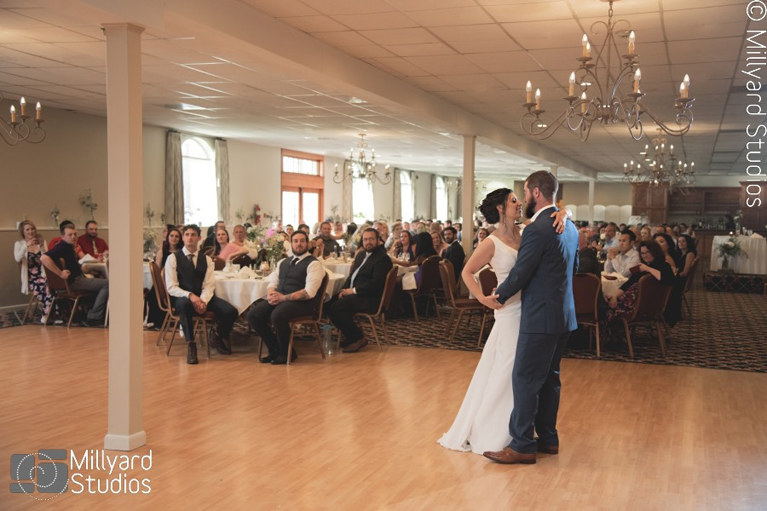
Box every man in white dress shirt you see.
[247,230,325,365]
[603,230,640,278]
[165,224,238,365]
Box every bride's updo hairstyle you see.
[478,188,512,224]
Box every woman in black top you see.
[605,240,673,323]
[155,226,182,270]
[665,233,698,326]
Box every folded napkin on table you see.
[79,254,98,264]
[237,266,256,279]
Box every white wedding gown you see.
[438,234,521,454]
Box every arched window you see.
[181,136,218,227]
[352,167,375,224]
[400,171,414,222]
[435,176,448,221]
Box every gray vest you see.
[277,255,316,295]
[175,251,207,296]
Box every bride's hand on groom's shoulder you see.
[550,209,569,234]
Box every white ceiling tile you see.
[484,1,571,23]
[277,15,348,33]
[359,27,439,45]
[298,0,396,16]
[383,42,454,57]
[404,54,485,75]
[503,19,583,50]
[405,6,495,27]
[331,12,418,30]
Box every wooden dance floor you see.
[1,325,765,510]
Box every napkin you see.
[79,254,98,264]
[238,266,257,279]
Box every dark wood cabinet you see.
[740,181,767,232]
[631,183,668,224]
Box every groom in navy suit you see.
[483,170,579,465]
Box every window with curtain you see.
[181,136,218,227]
[435,176,447,221]
[352,169,375,224]
[281,149,324,229]
[400,171,414,222]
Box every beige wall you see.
[561,182,632,205]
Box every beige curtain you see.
[164,130,184,224]
[214,138,230,224]
[430,174,438,220]
[342,159,353,222]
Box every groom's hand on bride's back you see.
[479,288,503,310]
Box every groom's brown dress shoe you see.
[536,439,559,455]
[482,447,536,464]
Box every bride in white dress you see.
[438,188,565,454]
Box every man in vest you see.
[325,228,392,353]
[247,230,324,365]
[165,224,238,365]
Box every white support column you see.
[103,23,146,451]
[461,135,476,256]
[588,179,595,227]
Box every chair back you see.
[374,266,399,316]
[213,257,226,271]
[231,253,252,267]
[45,258,71,294]
[573,273,600,319]
[438,262,457,307]
[310,273,330,320]
[477,266,497,297]
[416,255,442,295]
[628,274,672,322]
[149,261,171,314]
[682,256,699,293]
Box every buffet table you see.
[709,235,767,274]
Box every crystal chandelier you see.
[1,92,45,145]
[623,130,695,189]
[520,0,694,142]
[333,133,392,185]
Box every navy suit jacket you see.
[495,206,579,334]
[343,245,393,309]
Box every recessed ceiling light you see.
[348,97,367,105]
[166,103,206,111]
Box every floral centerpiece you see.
[79,189,98,219]
[262,232,288,264]
[717,235,747,271]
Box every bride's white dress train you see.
[438,235,521,454]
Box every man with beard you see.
[325,228,393,353]
[482,170,578,465]
[77,220,109,261]
[247,230,325,364]
[441,226,465,282]
[312,221,340,258]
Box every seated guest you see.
[201,220,225,253]
[247,230,324,364]
[312,221,340,258]
[48,220,85,259]
[41,223,109,326]
[413,231,438,286]
[473,227,489,249]
[77,220,109,261]
[577,246,601,277]
[219,224,256,262]
[385,222,402,250]
[14,220,54,324]
[388,230,415,263]
[601,223,619,255]
[455,222,462,242]
[653,232,679,275]
[604,230,640,278]
[155,226,182,270]
[325,228,393,353]
[431,230,448,256]
[665,233,698,326]
[639,225,652,242]
[212,227,229,259]
[442,226,465,283]
[604,240,674,324]
[164,224,238,364]
[285,224,295,238]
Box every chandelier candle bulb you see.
[670,144,674,156]
[568,72,575,97]
[580,92,587,114]
[19,96,26,116]
[535,88,541,109]
[526,81,532,103]
[10,104,16,123]
[35,102,41,121]
[633,69,641,93]
[582,34,588,57]
[628,31,635,55]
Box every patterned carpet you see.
[4,287,766,373]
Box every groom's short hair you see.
[526,170,558,201]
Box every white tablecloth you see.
[322,259,352,279]
[601,272,628,298]
[397,264,418,291]
[142,262,152,290]
[214,270,346,314]
[710,235,767,274]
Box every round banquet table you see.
[710,235,767,274]
[214,269,346,314]
[322,258,353,279]
[601,272,628,298]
